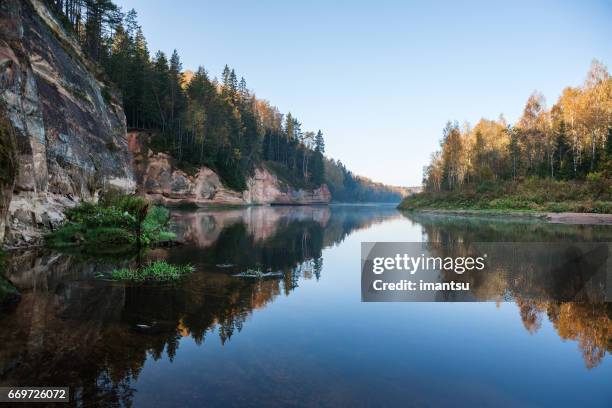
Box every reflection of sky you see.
[132,215,612,407]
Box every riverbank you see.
[399,208,612,225]
[398,178,611,216]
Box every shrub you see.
[142,206,175,244]
[586,171,608,197]
[48,193,173,250]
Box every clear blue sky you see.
[115,0,611,186]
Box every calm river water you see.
[1,205,611,407]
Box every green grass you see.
[108,261,195,282]
[399,178,612,214]
[47,193,176,252]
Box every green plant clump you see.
[109,261,194,282]
[47,193,175,251]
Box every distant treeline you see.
[43,0,404,202]
[422,61,612,192]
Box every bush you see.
[48,193,174,250]
[586,171,608,196]
[142,206,175,244]
[84,227,131,246]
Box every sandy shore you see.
[545,212,612,225]
[406,209,612,225]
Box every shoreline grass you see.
[398,179,612,214]
[106,261,195,282]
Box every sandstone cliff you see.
[0,1,329,248]
[129,132,331,207]
[0,0,134,246]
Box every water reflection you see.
[403,212,612,369]
[0,205,401,405]
[0,207,610,406]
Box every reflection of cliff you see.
[1,205,401,405]
[171,206,332,248]
[406,212,612,368]
[172,205,399,250]
[167,205,400,283]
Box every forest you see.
[43,0,404,202]
[400,61,612,213]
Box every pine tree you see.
[169,49,185,131]
[312,130,326,185]
[229,69,238,94]
[124,8,139,39]
[315,130,325,154]
[222,65,231,87]
[151,51,170,133]
[238,77,248,100]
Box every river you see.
[1,205,611,407]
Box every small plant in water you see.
[243,268,265,278]
[234,267,283,279]
[109,261,195,282]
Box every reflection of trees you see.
[0,252,138,406]
[405,212,612,368]
[516,300,612,369]
[516,299,544,334]
[548,302,612,369]
[1,205,400,405]
[405,212,612,243]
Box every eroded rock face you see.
[0,0,329,247]
[0,0,135,247]
[129,132,331,207]
[244,167,332,205]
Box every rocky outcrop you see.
[129,132,331,206]
[0,0,134,246]
[244,167,332,205]
[0,0,329,248]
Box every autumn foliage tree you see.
[423,60,612,192]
